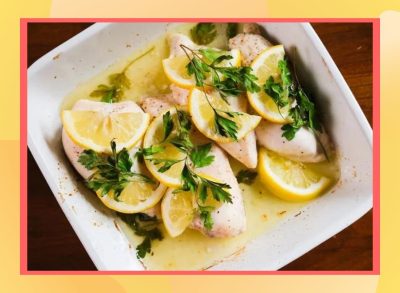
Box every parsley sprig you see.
[78,140,154,199]
[263,58,321,141]
[236,169,258,185]
[191,23,217,45]
[118,213,163,259]
[181,45,259,140]
[226,23,239,38]
[90,47,155,103]
[137,110,233,230]
[182,45,260,99]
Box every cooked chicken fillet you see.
[170,84,189,105]
[140,95,173,118]
[167,33,201,57]
[229,33,271,66]
[255,120,328,163]
[242,23,262,34]
[140,83,189,118]
[140,98,247,237]
[217,96,258,169]
[191,144,246,237]
[62,99,160,217]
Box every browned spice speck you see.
[113,220,120,232]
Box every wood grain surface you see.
[27,22,373,271]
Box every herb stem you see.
[122,46,155,73]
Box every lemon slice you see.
[162,49,241,89]
[258,148,331,201]
[189,88,261,143]
[247,45,290,123]
[161,188,194,237]
[143,108,186,187]
[62,109,150,153]
[98,180,166,214]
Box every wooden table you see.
[27,23,372,271]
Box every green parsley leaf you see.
[176,109,192,133]
[77,149,103,170]
[135,145,165,160]
[89,84,117,103]
[281,123,298,140]
[150,158,183,173]
[198,48,221,63]
[181,164,198,192]
[191,23,217,45]
[264,76,290,108]
[186,57,209,86]
[262,56,324,142]
[199,205,214,230]
[136,237,151,258]
[278,59,292,87]
[213,78,243,100]
[210,55,234,67]
[201,178,232,203]
[298,89,320,131]
[236,169,258,185]
[118,213,163,259]
[209,183,232,203]
[183,46,260,98]
[109,72,131,89]
[169,135,193,153]
[189,143,215,168]
[78,140,154,198]
[226,23,239,38]
[162,111,174,141]
[240,66,261,93]
[90,72,131,103]
[198,183,208,203]
[214,110,239,140]
[89,46,154,103]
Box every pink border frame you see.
[20,18,380,275]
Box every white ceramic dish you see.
[28,22,372,271]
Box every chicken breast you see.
[255,120,328,163]
[217,96,258,169]
[220,131,258,169]
[170,83,189,105]
[242,23,262,34]
[191,144,246,237]
[62,99,162,217]
[140,95,172,118]
[139,84,189,118]
[140,98,246,237]
[167,33,201,57]
[229,33,271,66]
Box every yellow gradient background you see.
[1,0,397,291]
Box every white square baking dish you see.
[27,22,372,271]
